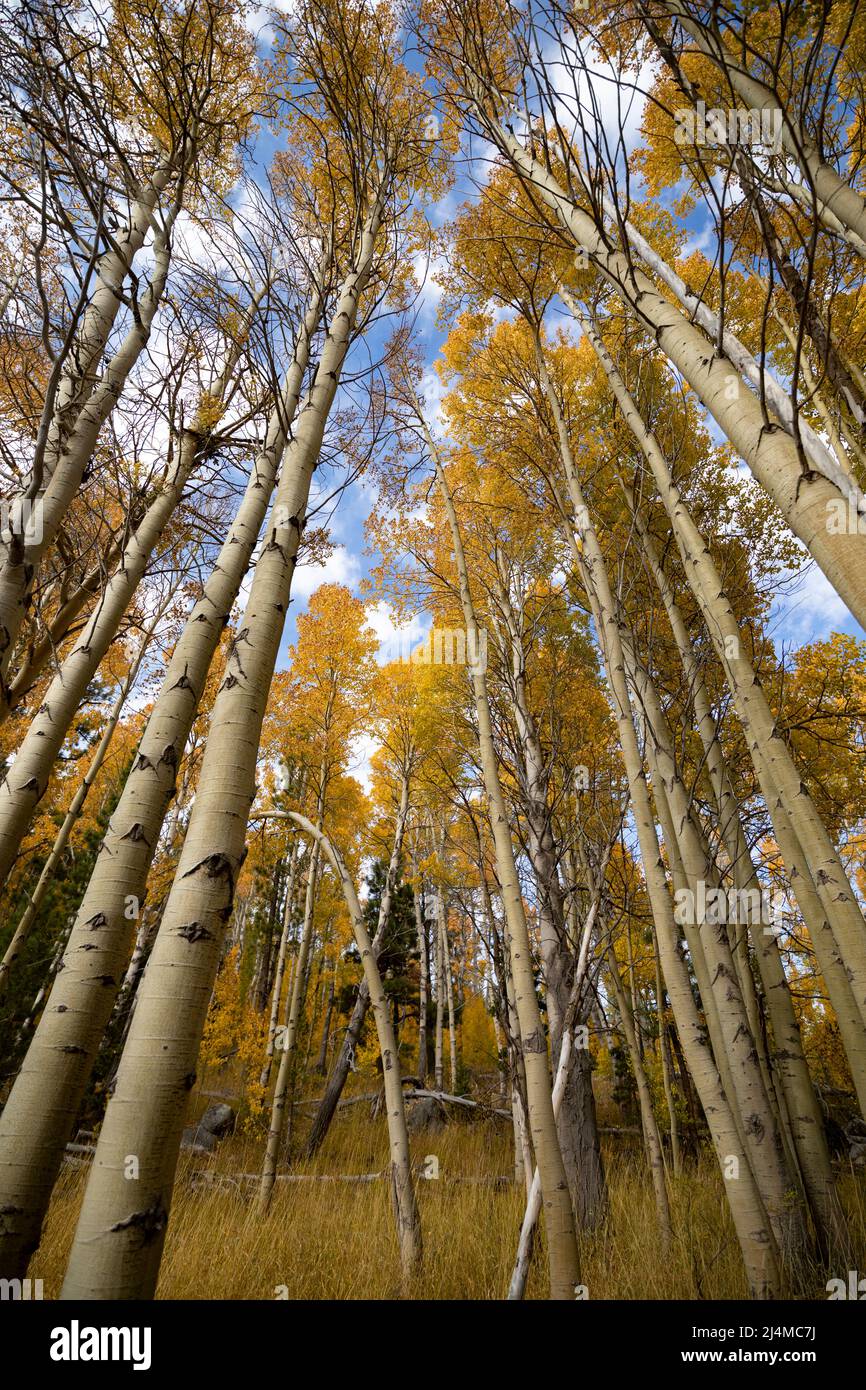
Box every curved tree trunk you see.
[304,772,411,1157]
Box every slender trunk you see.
[607,951,672,1250]
[652,923,681,1179]
[414,401,580,1298]
[58,212,383,1300]
[268,814,422,1282]
[619,630,802,1260]
[260,839,302,1091]
[303,772,411,1157]
[440,903,458,1093]
[577,307,866,1050]
[258,840,321,1209]
[530,331,781,1296]
[314,963,336,1075]
[0,427,202,889]
[0,603,163,994]
[0,169,179,697]
[493,564,607,1227]
[477,114,866,622]
[412,851,428,1085]
[0,280,324,1279]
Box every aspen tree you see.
[658,0,866,253]
[306,772,412,1154]
[0,425,203,888]
[620,480,848,1255]
[401,380,581,1300]
[283,811,422,1282]
[432,24,866,626]
[0,1,257,699]
[259,834,303,1091]
[59,0,436,1297]
[573,305,866,1043]
[488,549,608,1227]
[411,843,429,1084]
[0,274,326,1279]
[60,228,385,1297]
[258,831,321,1211]
[606,949,672,1251]
[521,327,782,1295]
[0,590,173,995]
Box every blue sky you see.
[235,2,862,774]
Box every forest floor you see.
[32,1079,866,1300]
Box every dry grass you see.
[30,1095,866,1300]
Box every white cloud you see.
[290,543,362,603]
[366,601,430,665]
[244,0,298,48]
[772,562,861,645]
[348,730,377,793]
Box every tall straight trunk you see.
[414,403,580,1299]
[508,888,605,1297]
[282,814,421,1283]
[304,772,411,1157]
[577,307,866,1050]
[434,883,445,1091]
[477,838,531,1187]
[624,485,846,1252]
[250,860,285,1014]
[652,922,681,1178]
[314,961,336,1075]
[530,333,781,1296]
[412,850,428,1085]
[258,838,321,1210]
[440,903,458,1093]
[493,564,607,1227]
[283,834,323,1063]
[0,598,164,994]
[260,837,303,1091]
[607,950,672,1249]
[0,282,324,1279]
[477,116,866,624]
[0,168,180,698]
[0,426,202,890]
[57,212,384,1300]
[619,631,803,1259]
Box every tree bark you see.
[0,279,324,1280]
[57,212,383,1299]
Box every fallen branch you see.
[405,1088,511,1120]
[191,1169,514,1188]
